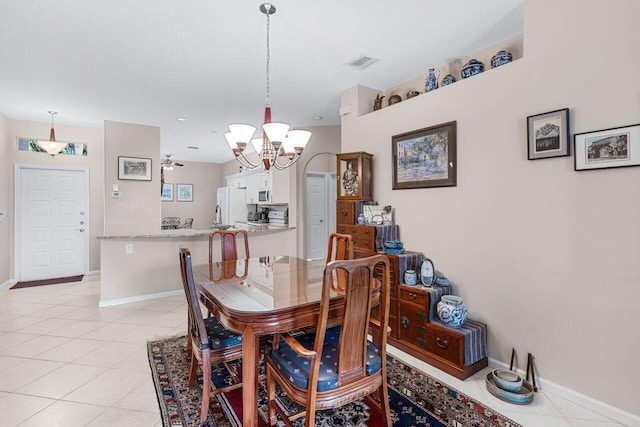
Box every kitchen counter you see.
[98,223,297,307]
[97,223,295,240]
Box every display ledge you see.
[98,223,295,240]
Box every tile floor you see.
[0,277,627,426]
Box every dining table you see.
[193,255,346,427]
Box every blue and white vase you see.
[437,295,467,328]
[491,50,513,68]
[461,59,484,79]
[424,68,440,92]
[357,213,366,224]
[441,74,456,87]
[404,270,417,286]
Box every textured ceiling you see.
[0,0,523,163]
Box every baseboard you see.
[99,289,183,308]
[86,270,100,276]
[0,279,17,290]
[489,357,640,426]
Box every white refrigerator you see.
[216,187,248,225]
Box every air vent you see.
[187,146,199,150]
[345,54,380,71]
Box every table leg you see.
[242,326,260,427]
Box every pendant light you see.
[37,111,68,156]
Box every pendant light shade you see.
[37,111,68,156]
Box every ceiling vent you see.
[345,54,380,71]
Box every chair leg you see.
[378,380,392,427]
[266,365,278,426]
[200,351,212,426]
[188,349,198,387]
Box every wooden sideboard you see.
[336,220,487,380]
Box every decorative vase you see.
[461,59,484,79]
[441,74,456,87]
[404,269,417,286]
[437,295,468,328]
[388,94,402,106]
[357,213,366,224]
[424,68,440,92]
[490,50,513,68]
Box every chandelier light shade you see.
[225,3,312,171]
[37,111,68,156]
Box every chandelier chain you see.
[265,11,271,106]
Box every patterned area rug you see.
[148,336,521,427]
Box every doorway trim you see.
[14,163,91,281]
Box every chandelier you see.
[224,3,311,171]
[37,111,68,156]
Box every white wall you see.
[0,113,9,283]
[104,121,160,234]
[160,160,224,229]
[341,0,639,418]
[6,119,104,277]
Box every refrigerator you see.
[216,187,248,225]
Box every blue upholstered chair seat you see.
[268,326,381,392]
[192,317,242,350]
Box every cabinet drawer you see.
[425,323,464,366]
[398,302,429,348]
[399,287,427,306]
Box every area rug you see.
[10,274,84,289]
[148,335,521,427]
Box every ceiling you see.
[0,0,523,163]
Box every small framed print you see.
[161,183,173,201]
[118,156,152,180]
[177,184,193,202]
[527,108,570,160]
[574,123,640,171]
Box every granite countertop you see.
[98,222,295,240]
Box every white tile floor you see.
[0,277,626,426]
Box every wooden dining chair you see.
[208,229,250,264]
[179,247,243,426]
[326,232,353,292]
[265,254,392,427]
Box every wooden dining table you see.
[193,255,346,427]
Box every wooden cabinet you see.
[337,152,373,201]
[395,284,487,380]
[336,224,376,258]
[336,201,356,225]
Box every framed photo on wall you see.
[118,156,152,181]
[527,108,570,160]
[574,123,640,171]
[161,183,173,201]
[177,184,193,202]
[392,121,457,189]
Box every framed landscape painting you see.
[392,121,457,189]
[527,108,570,160]
[161,183,173,201]
[574,123,640,171]
[177,184,193,202]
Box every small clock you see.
[420,258,435,286]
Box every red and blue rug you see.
[148,335,521,426]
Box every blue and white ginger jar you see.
[461,59,484,79]
[404,270,417,286]
[441,74,456,87]
[437,295,467,328]
[491,50,513,68]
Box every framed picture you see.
[392,121,456,189]
[527,108,570,160]
[177,184,193,202]
[574,123,640,171]
[161,183,173,201]
[118,156,152,181]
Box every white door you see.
[305,172,329,260]
[16,165,88,281]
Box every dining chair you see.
[179,247,243,426]
[208,229,250,264]
[265,254,392,427]
[326,232,353,292]
[178,217,193,229]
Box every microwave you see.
[257,188,271,204]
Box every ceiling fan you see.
[161,154,184,171]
